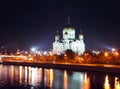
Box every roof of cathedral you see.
[56,39,80,43]
[64,23,74,29]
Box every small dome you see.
[79,33,83,40]
[64,24,74,29]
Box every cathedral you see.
[53,18,85,55]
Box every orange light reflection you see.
[104,75,111,89]
[28,67,32,85]
[39,68,42,84]
[11,66,14,85]
[64,70,68,89]
[19,66,22,85]
[31,67,37,86]
[50,69,54,88]
[25,66,28,85]
[83,72,90,89]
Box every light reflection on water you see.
[114,77,120,89]
[0,64,120,89]
[104,75,111,89]
[83,72,90,89]
[64,70,67,89]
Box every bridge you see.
[0,55,27,60]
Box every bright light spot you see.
[25,51,28,54]
[104,52,108,57]
[31,47,36,52]
[64,54,67,57]
[37,51,41,55]
[111,48,116,52]
[78,57,83,62]
[114,52,119,56]
[44,51,47,55]
[28,54,31,57]
[104,75,110,89]
[49,52,53,56]
[92,50,100,55]
[29,57,33,60]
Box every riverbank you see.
[2,61,120,74]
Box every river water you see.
[0,64,120,89]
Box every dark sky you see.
[0,0,120,51]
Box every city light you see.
[111,48,116,52]
[31,47,36,52]
[104,52,109,57]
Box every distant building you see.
[53,17,85,55]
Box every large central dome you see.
[63,17,75,40]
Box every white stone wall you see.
[63,28,75,40]
[53,39,85,55]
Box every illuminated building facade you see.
[53,18,85,55]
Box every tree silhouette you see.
[65,49,76,60]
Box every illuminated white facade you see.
[53,19,85,55]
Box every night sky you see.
[0,0,120,51]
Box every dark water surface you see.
[0,64,120,89]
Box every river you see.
[0,64,120,89]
